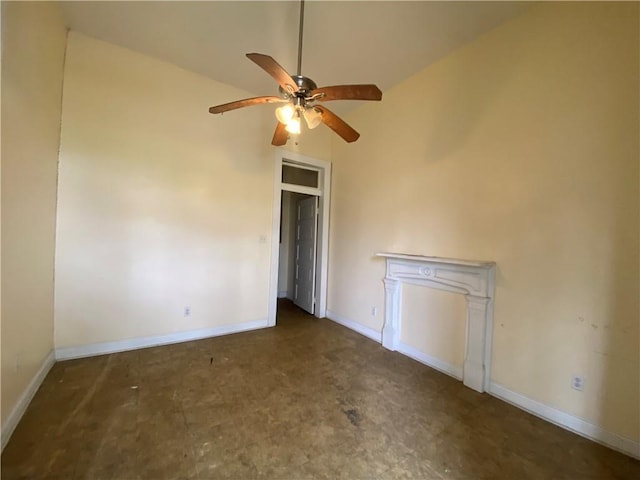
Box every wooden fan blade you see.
[316,106,360,143]
[209,96,285,114]
[246,53,298,94]
[272,122,288,146]
[312,84,382,102]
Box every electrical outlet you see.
[371,306,378,317]
[184,306,191,317]
[571,375,584,391]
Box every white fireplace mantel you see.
[376,252,496,393]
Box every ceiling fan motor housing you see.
[279,75,318,101]
[294,75,317,92]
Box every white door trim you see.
[268,149,331,326]
[280,183,319,196]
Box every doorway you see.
[278,192,318,314]
[268,150,331,326]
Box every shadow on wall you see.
[595,196,639,455]
[416,26,525,164]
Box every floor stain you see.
[343,408,360,427]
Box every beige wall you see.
[55,32,267,348]
[278,191,293,296]
[328,2,639,443]
[1,2,67,425]
[401,287,467,371]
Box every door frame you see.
[268,149,331,326]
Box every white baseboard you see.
[324,311,462,380]
[55,318,270,361]
[1,349,56,452]
[277,291,288,298]
[396,341,463,380]
[489,382,640,460]
[325,310,381,343]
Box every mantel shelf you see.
[375,252,495,268]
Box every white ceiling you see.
[60,1,529,112]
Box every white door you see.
[294,196,318,314]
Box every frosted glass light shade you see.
[304,107,322,129]
[275,104,294,124]
[285,116,301,134]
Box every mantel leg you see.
[382,277,400,351]
[463,295,490,392]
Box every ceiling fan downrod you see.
[296,0,305,77]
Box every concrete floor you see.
[2,300,639,479]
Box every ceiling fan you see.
[208,0,382,146]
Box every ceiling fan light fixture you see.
[275,104,295,124]
[303,107,322,129]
